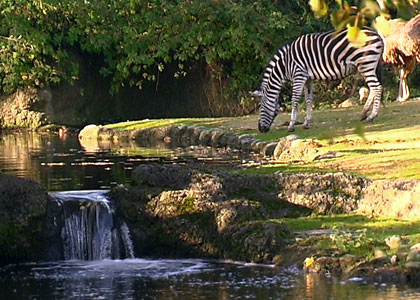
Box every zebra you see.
[253,27,384,133]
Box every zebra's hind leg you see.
[360,92,374,121]
[303,80,313,129]
[365,85,383,122]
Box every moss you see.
[177,197,196,214]
[0,219,44,262]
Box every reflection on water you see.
[1,259,420,300]
[3,130,420,299]
[0,130,249,191]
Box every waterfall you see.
[51,190,135,260]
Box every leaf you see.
[347,23,368,48]
[309,0,328,18]
[354,123,366,140]
[374,14,391,36]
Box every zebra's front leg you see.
[303,80,313,129]
[288,78,305,132]
[288,101,298,132]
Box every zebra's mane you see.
[259,44,290,93]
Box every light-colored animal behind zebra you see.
[253,27,384,133]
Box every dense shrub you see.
[0,1,329,109]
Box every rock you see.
[338,98,357,108]
[0,88,49,129]
[0,173,49,262]
[310,256,342,274]
[263,142,278,156]
[274,172,367,214]
[131,164,194,189]
[198,129,212,146]
[359,87,369,102]
[273,136,296,159]
[116,164,314,262]
[374,249,387,259]
[410,243,420,251]
[390,255,398,265]
[274,138,323,162]
[385,235,402,250]
[406,250,420,262]
[405,261,420,269]
[78,124,101,140]
[357,180,420,219]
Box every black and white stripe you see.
[255,27,384,132]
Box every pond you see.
[0,130,251,191]
[1,129,420,299]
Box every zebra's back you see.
[287,28,383,81]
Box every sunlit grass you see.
[281,214,419,236]
[104,101,420,180]
[278,214,420,257]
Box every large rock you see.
[111,164,309,262]
[0,173,49,263]
[0,88,50,128]
[274,172,369,214]
[357,180,420,219]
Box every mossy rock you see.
[0,174,49,263]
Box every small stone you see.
[410,243,420,251]
[338,98,357,108]
[359,87,369,102]
[78,124,101,140]
[406,250,420,262]
[385,235,402,250]
[405,261,420,269]
[374,249,387,259]
[273,255,284,265]
[390,255,398,265]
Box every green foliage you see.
[282,214,420,257]
[0,0,329,104]
[329,227,375,255]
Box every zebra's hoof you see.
[365,117,375,123]
[360,114,368,121]
[303,124,310,130]
[287,127,295,132]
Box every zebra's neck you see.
[260,45,289,93]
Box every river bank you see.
[2,161,420,284]
[2,100,420,283]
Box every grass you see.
[278,214,420,258]
[102,100,420,262]
[104,100,420,180]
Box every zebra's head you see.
[252,90,279,133]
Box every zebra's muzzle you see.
[258,122,270,133]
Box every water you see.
[1,259,420,300]
[0,130,249,191]
[2,130,420,299]
[52,190,135,260]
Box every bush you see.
[0,0,329,113]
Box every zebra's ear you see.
[250,90,263,97]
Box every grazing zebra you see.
[254,27,384,133]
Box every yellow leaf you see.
[309,0,328,18]
[374,14,391,36]
[347,24,368,47]
[304,256,316,268]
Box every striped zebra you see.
[254,27,384,133]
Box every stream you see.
[1,129,420,299]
